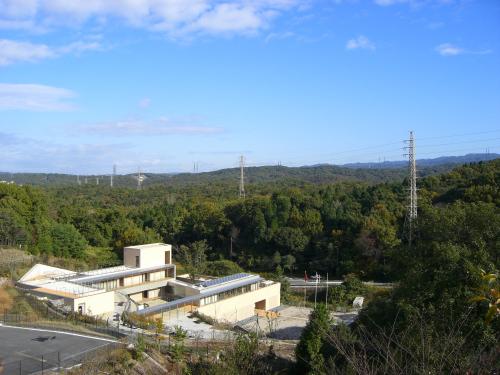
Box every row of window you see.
[199,282,260,306]
[86,268,175,291]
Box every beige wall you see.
[149,271,164,282]
[73,291,115,317]
[130,292,143,302]
[123,248,140,268]
[124,244,172,268]
[197,283,280,323]
[124,274,143,286]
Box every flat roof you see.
[124,243,170,250]
[31,281,101,298]
[137,275,264,315]
[70,264,175,285]
[197,273,253,288]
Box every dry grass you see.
[0,286,13,313]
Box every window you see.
[119,277,124,287]
[135,255,140,267]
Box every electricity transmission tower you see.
[111,164,116,187]
[239,155,245,198]
[136,167,145,190]
[404,131,417,244]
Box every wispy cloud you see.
[346,35,375,51]
[435,43,492,57]
[0,83,76,111]
[0,38,102,66]
[138,97,151,108]
[265,31,294,43]
[82,118,224,136]
[0,0,302,38]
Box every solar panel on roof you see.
[198,273,252,288]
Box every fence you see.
[1,311,126,340]
[1,342,123,375]
[2,288,126,339]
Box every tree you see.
[177,240,209,282]
[296,304,333,374]
[50,223,88,258]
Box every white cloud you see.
[435,43,492,57]
[0,39,54,65]
[346,35,375,51]
[0,83,76,111]
[0,0,300,37]
[0,38,102,66]
[435,43,463,56]
[82,118,223,136]
[139,97,151,108]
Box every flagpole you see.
[325,272,329,308]
[304,270,307,307]
[314,272,318,309]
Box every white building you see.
[18,243,280,323]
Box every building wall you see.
[124,248,140,268]
[73,291,115,317]
[149,271,164,282]
[124,274,143,287]
[197,283,280,323]
[124,244,172,268]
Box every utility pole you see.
[404,131,417,245]
[239,155,245,198]
[96,176,99,185]
[77,175,80,185]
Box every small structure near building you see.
[17,243,280,324]
[352,296,364,309]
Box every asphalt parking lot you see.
[0,325,117,375]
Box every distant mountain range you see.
[1,153,498,188]
[341,153,500,169]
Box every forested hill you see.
[1,153,498,188]
[0,159,498,283]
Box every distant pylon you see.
[96,176,99,185]
[404,131,417,244]
[239,155,245,198]
[84,177,88,184]
[137,167,145,190]
[111,164,116,187]
[77,175,81,185]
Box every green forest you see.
[1,159,498,281]
[1,159,499,373]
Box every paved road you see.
[0,325,117,375]
[286,277,393,288]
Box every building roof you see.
[19,264,76,283]
[124,243,170,250]
[69,264,175,285]
[137,274,264,315]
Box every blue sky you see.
[0,0,499,174]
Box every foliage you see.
[206,259,243,276]
[295,304,333,374]
[170,325,188,365]
[470,270,500,324]
[178,240,209,281]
